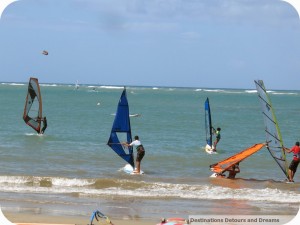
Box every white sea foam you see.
[51,177,94,187]
[271,92,297,95]
[0,176,299,203]
[0,176,30,184]
[39,84,58,87]
[78,184,300,203]
[99,86,123,89]
[7,83,24,86]
[245,90,257,93]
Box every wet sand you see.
[6,211,157,225]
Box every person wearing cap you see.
[284,141,300,182]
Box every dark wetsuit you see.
[41,117,47,134]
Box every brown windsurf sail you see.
[23,77,43,134]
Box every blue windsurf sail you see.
[254,80,289,179]
[107,88,134,168]
[204,97,213,147]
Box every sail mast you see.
[204,98,213,147]
[254,80,289,179]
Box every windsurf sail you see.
[204,97,213,147]
[23,77,43,134]
[74,80,79,90]
[107,88,135,168]
[254,80,289,179]
[89,210,113,225]
[210,143,266,174]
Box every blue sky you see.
[0,0,300,89]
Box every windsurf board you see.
[123,164,144,175]
[205,144,217,154]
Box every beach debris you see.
[88,210,114,225]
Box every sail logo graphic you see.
[0,0,19,20]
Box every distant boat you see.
[107,87,135,168]
[23,77,45,134]
[254,80,289,180]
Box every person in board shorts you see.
[212,127,221,152]
[284,141,300,182]
[124,135,145,174]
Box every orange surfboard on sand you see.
[156,217,188,225]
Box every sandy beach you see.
[6,211,157,225]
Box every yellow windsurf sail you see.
[254,80,289,179]
[210,143,266,174]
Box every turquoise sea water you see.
[0,82,300,221]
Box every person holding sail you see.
[123,135,145,174]
[284,141,300,182]
[226,163,240,179]
[212,127,221,151]
[41,116,47,134]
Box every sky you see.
[0,0,300,90]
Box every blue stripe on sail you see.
[107,89,134,168]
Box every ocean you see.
[0,82,299,221]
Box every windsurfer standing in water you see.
[212,127,221,152]
[123,135,145,174]
[284,141,300,182]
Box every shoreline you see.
[4,210,298,225]
[5,211,157,225]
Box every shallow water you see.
[0,82,299,219]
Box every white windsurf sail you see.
[254,80,289,179]
[23,77,43,134]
